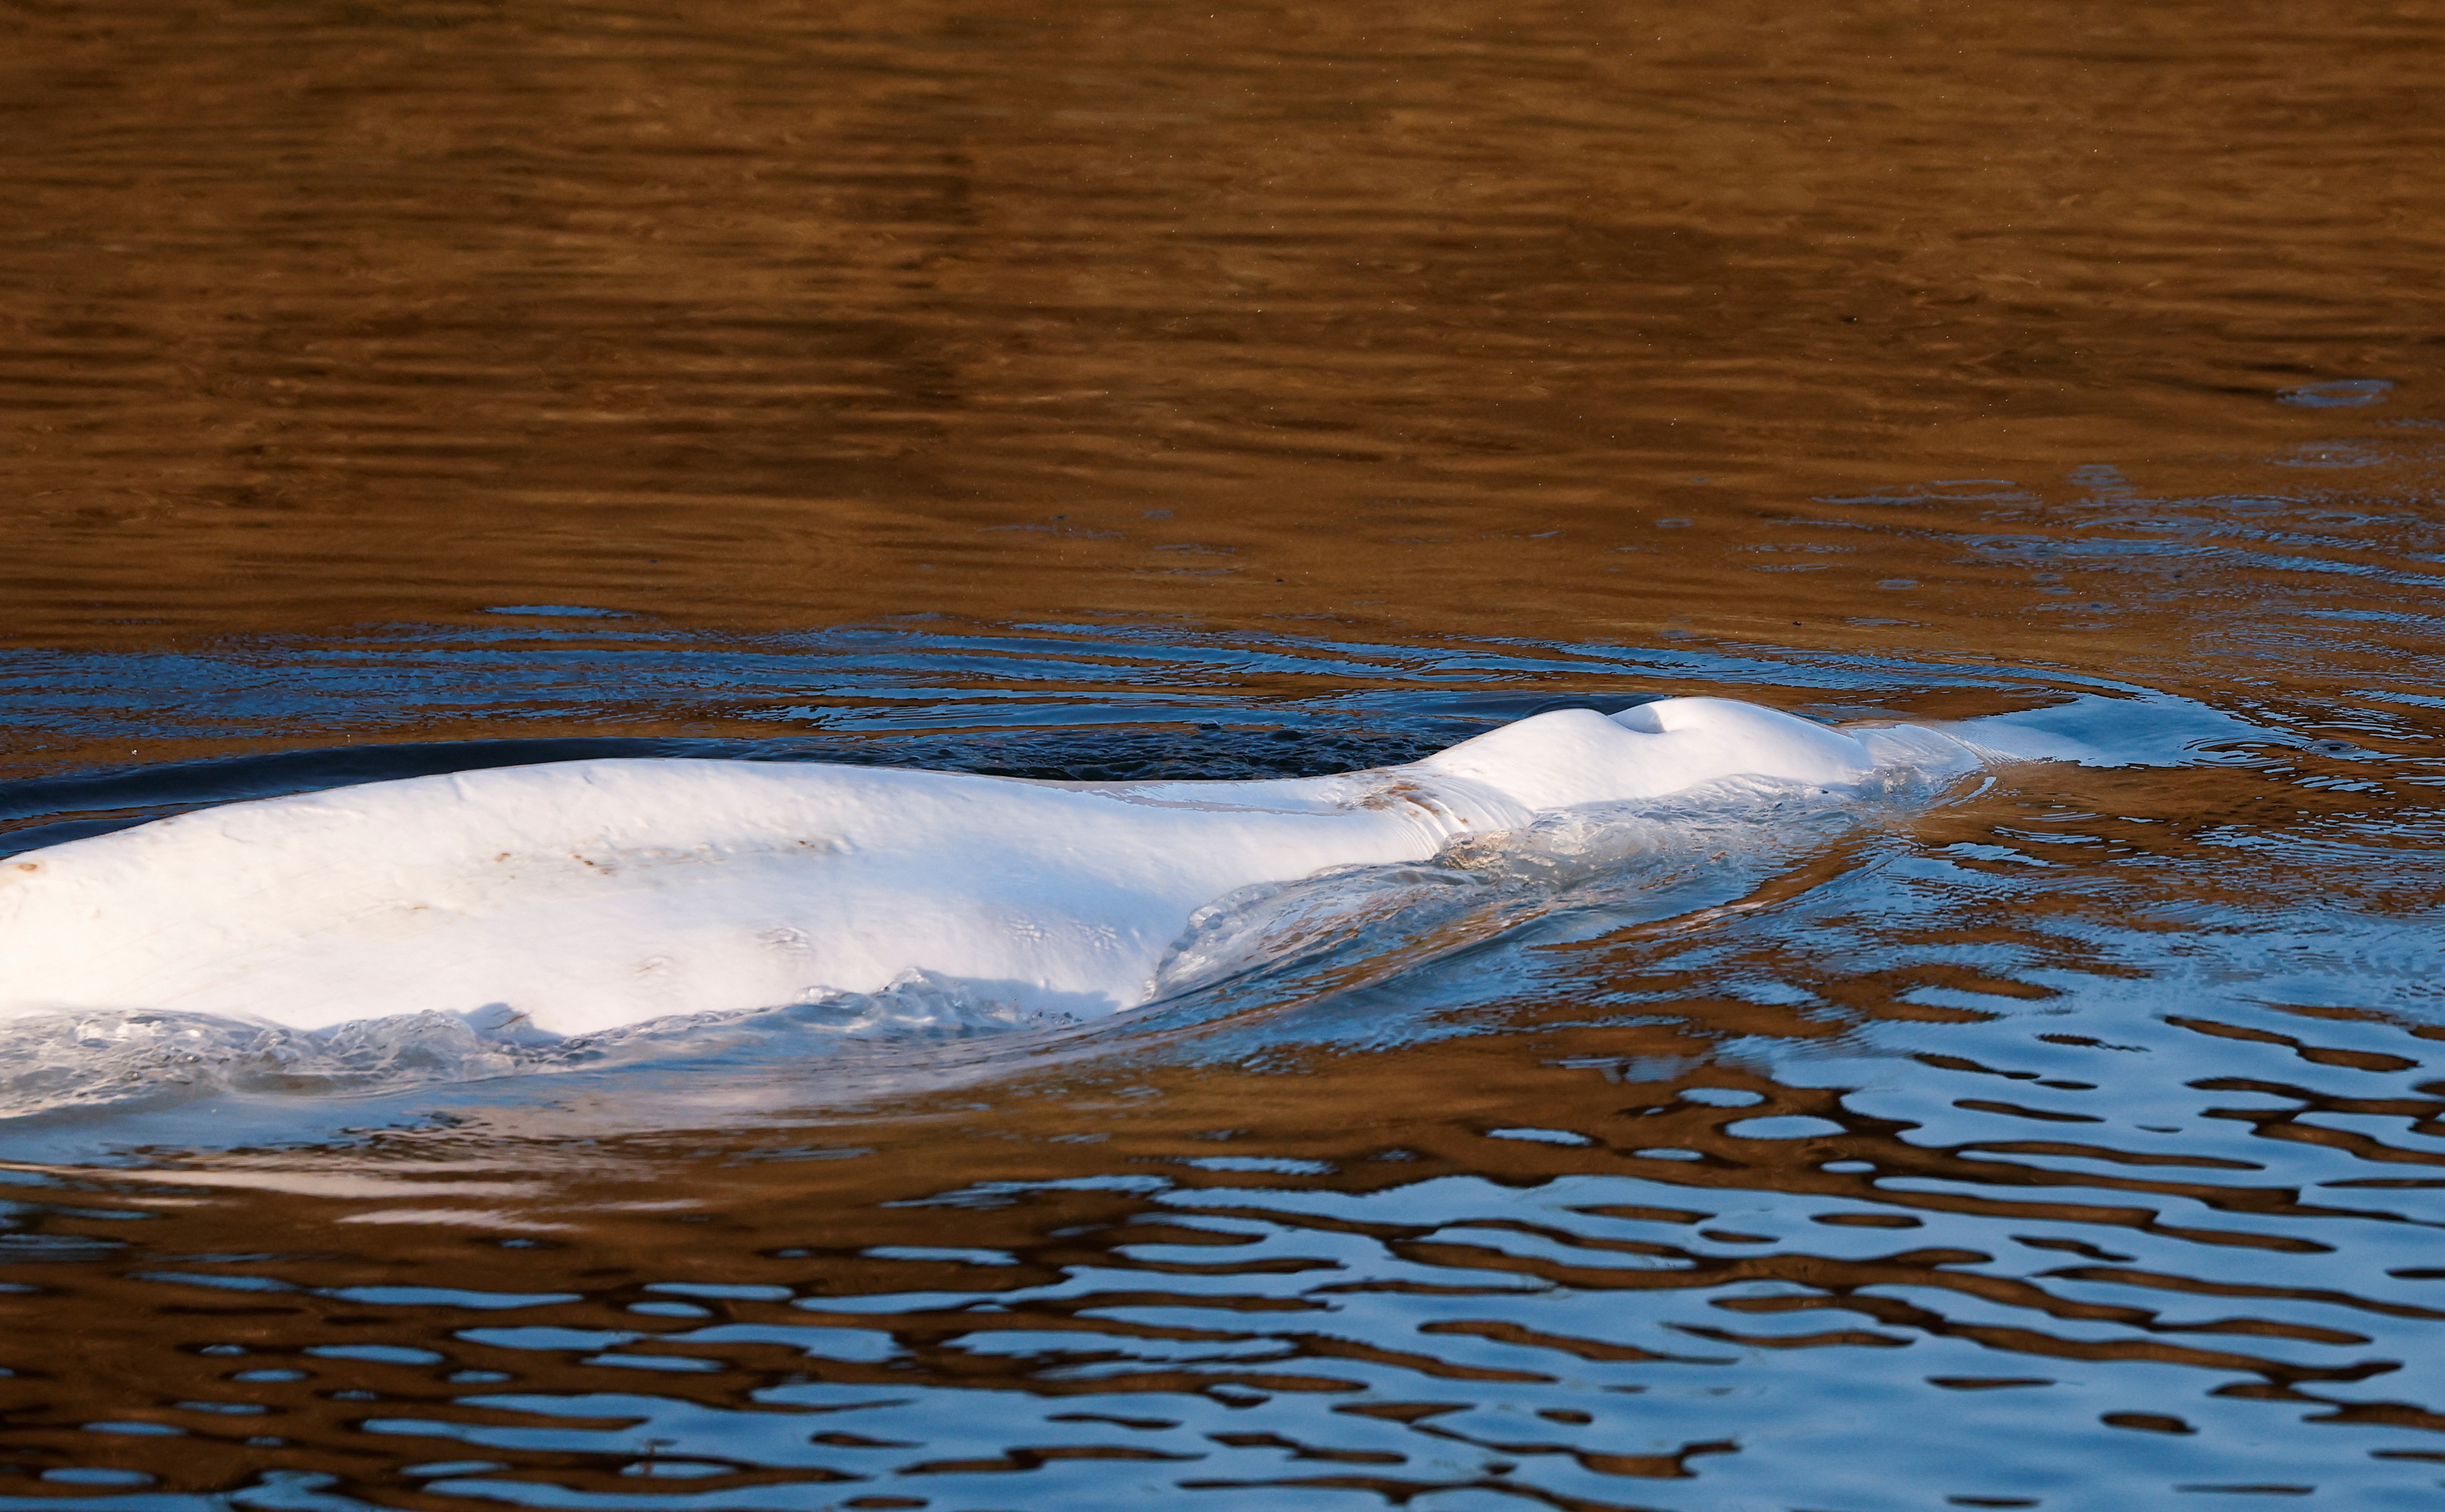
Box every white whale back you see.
[0,698,1926,1036]
[1415,698,1877,811]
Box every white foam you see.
[0,698,1961,1038]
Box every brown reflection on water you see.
[7,2,2445,1504]
[4,0,2440,655]
[3,1003,2442,1501]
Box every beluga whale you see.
[0,698,1994,1038]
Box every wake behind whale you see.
[0,694,2213,1116]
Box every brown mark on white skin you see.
[536,838,853,878]
[1358,777,1468,823]
[1358,777,1480,834]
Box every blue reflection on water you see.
[3,478,2445,1507]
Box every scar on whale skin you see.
[0,697,2116,1040]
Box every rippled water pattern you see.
[3,614,2443,1508]
[5,0,2445,1507]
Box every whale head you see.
[1406,697,1878,813]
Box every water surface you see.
[3,1,2443,1508]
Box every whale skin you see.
[0,698,1955,1037]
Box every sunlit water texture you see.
[3,601,2444,1511]
[5,0,2445,1508]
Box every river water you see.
[3,2,2443,1508]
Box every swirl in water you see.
[0,698,2035,1037]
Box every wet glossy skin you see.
[0,700,1920,1032]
